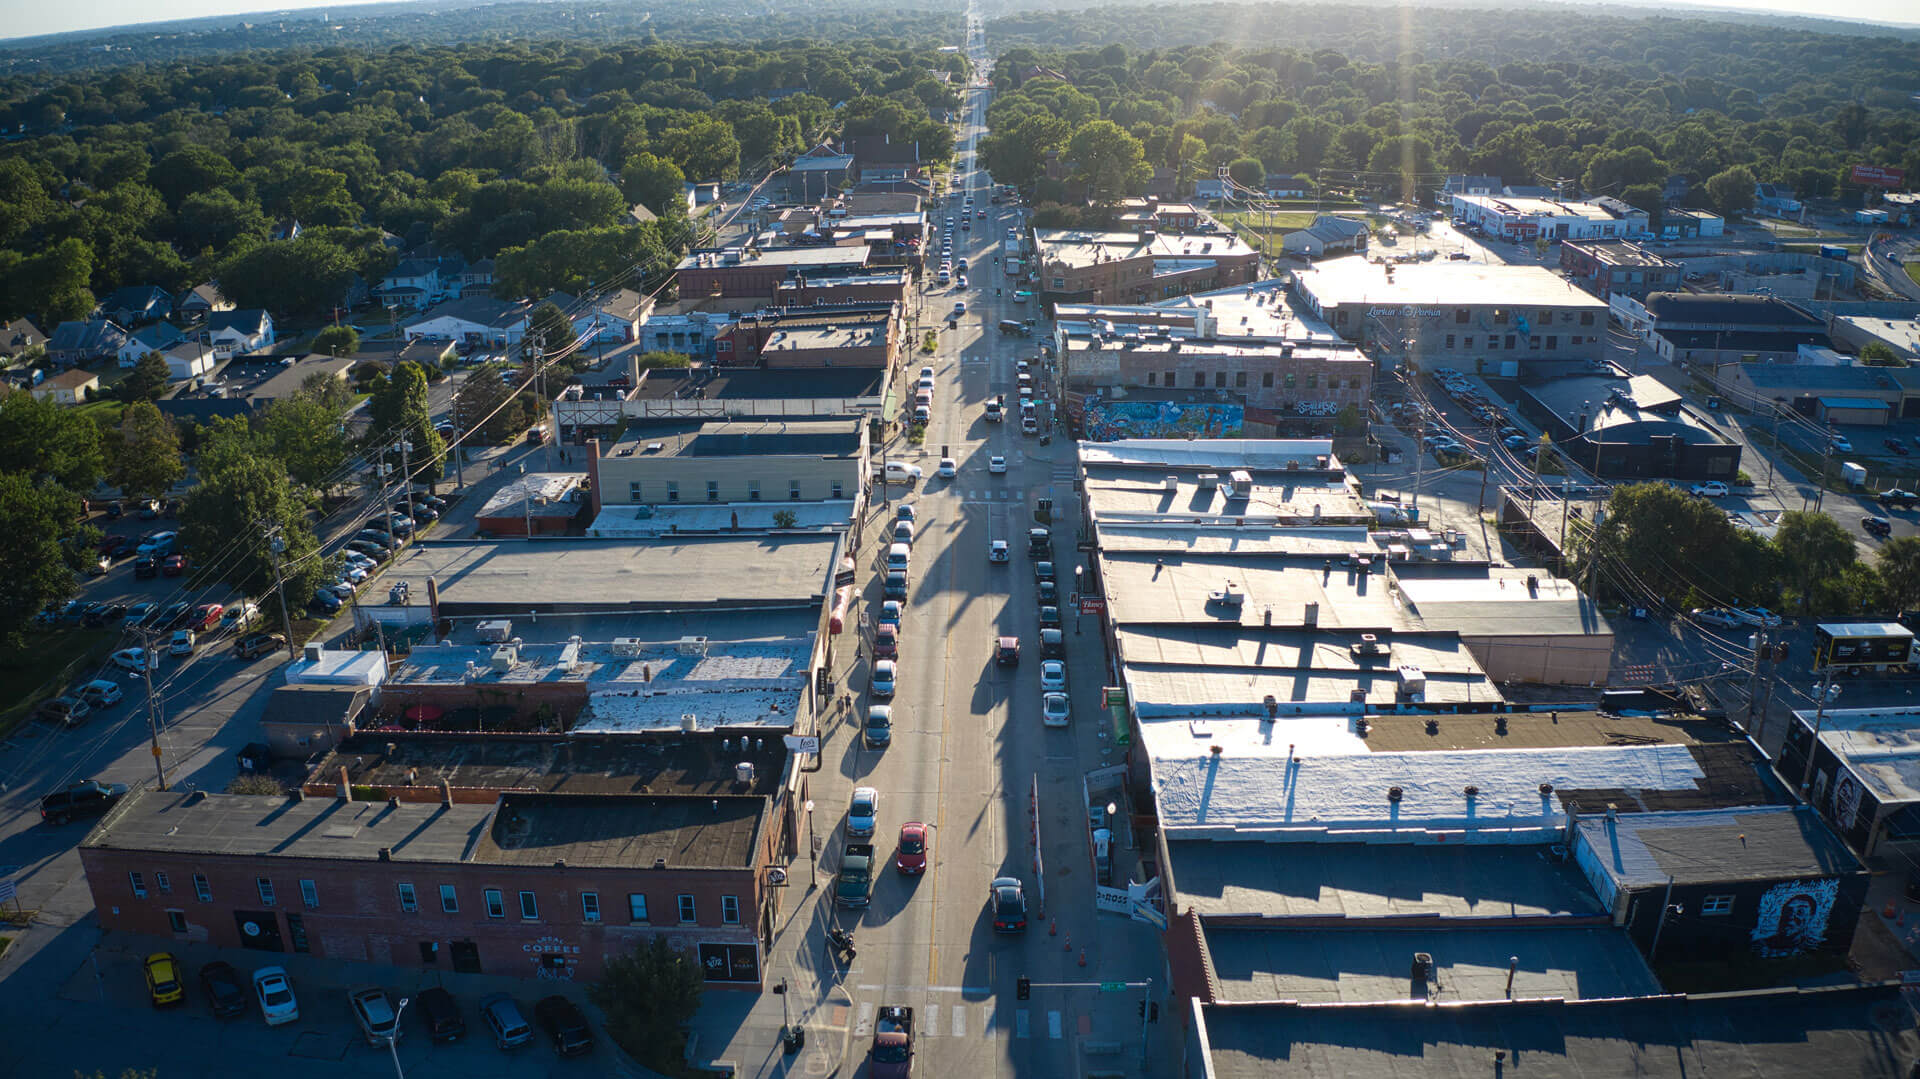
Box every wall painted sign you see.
[1750,877,1840,958]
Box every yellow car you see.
[145,952,184,1007]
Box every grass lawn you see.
[1907,262,1920,289]
[0,626,117,739]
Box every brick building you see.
[1558,239,1682,300]
[676,246,872,299]
[1032,229,1261,306]
[81,787,779,988]
[716,302,900,369]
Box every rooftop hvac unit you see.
[735,762,757,785]
[477,620,512,643]
[302,643,324,663]
[489,645,518,671]
[1208,582,1245,608]
[1163,475,1179,491]
[1397,665,1427,695]
[1228,470,1252,497]
[676,635,710,656]
[1198,473,1219,489]
[612,637,644,657]
[680,713,698,732]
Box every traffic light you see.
[1016,977,1031,1001]
[1137,1000,1145,1018]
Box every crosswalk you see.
[842,991,1071,1042]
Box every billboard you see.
[1814,624,1915,668]
[1849,164,1906,189]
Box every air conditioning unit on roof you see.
[612,637,643,657]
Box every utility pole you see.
[1799,668,1839,793]
[265,527,299,663]
[1813,426,1836,514]
[1647,875,1678,962]
[136,629,167,791]
[396,438,413,506]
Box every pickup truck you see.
[870,1005,914,1078]
[984,395,1004,421]
[837,844,875,908]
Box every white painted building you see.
[1450,194,1647,241]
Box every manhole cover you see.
[287,1031,347,1060]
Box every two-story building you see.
[205,309,275,358]
[1449,194,1648,240]
[716,302,900,370]
[589,418,869,517]
[1558,239,1683,300]
[46,319,129,367]
[1032,229,1262,306]
[98,285,174,326]
[676,247,873,300]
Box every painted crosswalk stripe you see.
[924,1003,941,1037]
[952,1005,967,1039]
[855,1001,875,1038]
[1047,1010,1063,1039]
[1014,1008,1029,1039]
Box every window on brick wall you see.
[439,885,458,913]
[194,874,212,902]
[1146,372,1156,386]
[628,894,649,922]
[485,889,505,918]
[397,883,417,912]
[1445,335,1455,349]
[1214,371,1226,388]
[678,894,697,923]
[722,895,741,924]
[155,871,172,895]
[520,891,539,920]
[582,892,601,923]
[129,872,147,899]
[299,879,318,908]
[1165,371,1175,387]
[257,878,275,906]
[167,909,187,933]
[1263,372,1274,388]
[1192,372,1205,388]
[1235,371,1247,388]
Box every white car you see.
[1690,607,1743,629]
[1831,436,1853,452]
[254,966,299,1026]
[881,461,924,484]
[847,786,879,837]
[1041,691,1070,728]
[1040,660,1066,692]
[339,563,370,583]
[893,519,915,544]
[1690,481,1729,498]
[937,457,957,478]
[919,366,935,381]
[989,539,1010,563]
[111,647,151,673]
[871,659,897,698]
[918,375,936,391]
[953,301,967,316]
[989,455,1007,474]
[1737,607,1783,628]
[167,631,195,657]
[958,273,969,288]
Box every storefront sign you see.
[699,942,761,982]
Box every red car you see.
[161,553,188,577]
[873,623,899,659]
[896,822,928,875]
[189,603,224,631]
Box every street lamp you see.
[386,996,411,1079]
[804,799,817,890]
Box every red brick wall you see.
[81,845,771,988]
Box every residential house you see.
[1662,208,1725,239]
[47,319,129,367]
[574,289,653,345]
[1146,167,1179,200]
[1,318,46,359]
[1756,183,1803,217]
[375,259,456,308]
[175,282,232,319]
[1663,174,1690,205]
[1442,174,1502,197]
[844,135,921,185]
[1280,215,1370,257]
[1193,177,1228,201]
[685,182,721,207]
[98,286,173,326]
[403,295,531,348]
[458,259,494,295]
[1264,173,1310,198]
[117,323,187,367]
[205,309,275,358]
[784,143,855,203]
[31,368,99,404]
[162,341,218,382]
[270,218,302,241]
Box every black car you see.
[199,961,248,1018]
[158,602,192,629]
[534,995,594,1057]
[1040,628,1065,659]
[989,876,1028,932]
[1887,438,1911,457]
[415,986,467,1042]
[346,540,391,563]
[39,780,128,825]
[133,555,159,578]
[1880,489,1918,509]
[1033,560,1055,583]
[82,603,128,628]
[1038,605,1061,629]
[1036,579,1058,606]
[1865,516,1893,538]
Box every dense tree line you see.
[977,12,1920,211]
[0,37,963,325]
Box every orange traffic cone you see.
[1078,948,1087,967]
[1049,918,1057,936]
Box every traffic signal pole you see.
[1017,977,1155,1063]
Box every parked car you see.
[200,961,248,1018]
[1038,604,1061,629]
[77,679,123,708]
[847,786,879,837]
[873,622,899,660]
[415,986,466,1042]
[1865,515,1893,538]
[158,602,191,628]
[1042,691,1071,727]
[123,603,156,627]
[1879,489,1918,508]
[480,993,533,1050]
[865,704,893,748]
[167,629,195,657]
[534,996,595,1057]
[1040,660,1066,692]
[34,695,90,726]
[1886,438,1911,456]
[349,986,401,1046]
[1691,608,1743,629]
[1737,607,1783,628]
[253,967,299,1026]
[39,780,127,824]
[161,553,188,577]
[111,647,151,673]
[133,555,159,578]
[234,632,286,660]
[218,602,259,632]
[189,603,225,631]
[346,540,391,562]
[145,953,185,1007]
[81,603,128,628]
[1690,481,1729,498]
[310,590,345,614]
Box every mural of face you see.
[1751,878,1840,959]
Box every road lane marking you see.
[924,1002,941,1036]
[1014,1009,1029,1039]
[952,1004,967,1039]
[855,1001,875,1038]
[1047,1010,1062,1039]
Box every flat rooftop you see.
[313,730,789,797]
[1118,626,1499,711]
[761,322,889,353]
[1083,470,1367,527]
[1060,334,1369,368]
[1295,255,1608,311]
[1199,983,1918,1079]
[607,418,864,458]
[86,788,762,870]
[1565,238,1678,269]
[1576,806,1862,890]
[476,472,583,521]
[1058,281,1340,342]
[1206,925,1658,1004]
[1079,439,1343,472]
[1796,707,1920,804]
[1839,315,1920,354]
[372,535,840,615]
[628,367,883,402]
[1168,840,1602,919]
[678,246,869,272]
[588,500,856,538]
[1454,194,1619,221]
[1034,228,1255,269]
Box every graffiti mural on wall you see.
[1082,397,1244,441]
[1750,877,1840,958]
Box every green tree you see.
[311,325,360,358]
[0,392,105,492]
[1859,342,1906,367]
[620,152,688,218]
[1583,145,1667,194]
[590,938,703,1071]
[178,457,327,626]
[0,472,90,645]
[1227,156,1264,191]
[1878,537,1920,612]
[259,378,354,493]
[1773,510,1856,613]
[522,302,574,357]
[1067,120,1151,202]
[1581,481,1765,608]
[1705,165,1758,217]
[1620,183,1664,232]
[637,350,691,369]
[119,353,171,402]
[363,361,446,485]
[105,401,183,499]
[218,235,357,317]
[452,361,539,445]
[1366,134,1435,203]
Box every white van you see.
[887,543,912,572]
[880,461,924,484]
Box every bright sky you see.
[5,0,1920,41]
